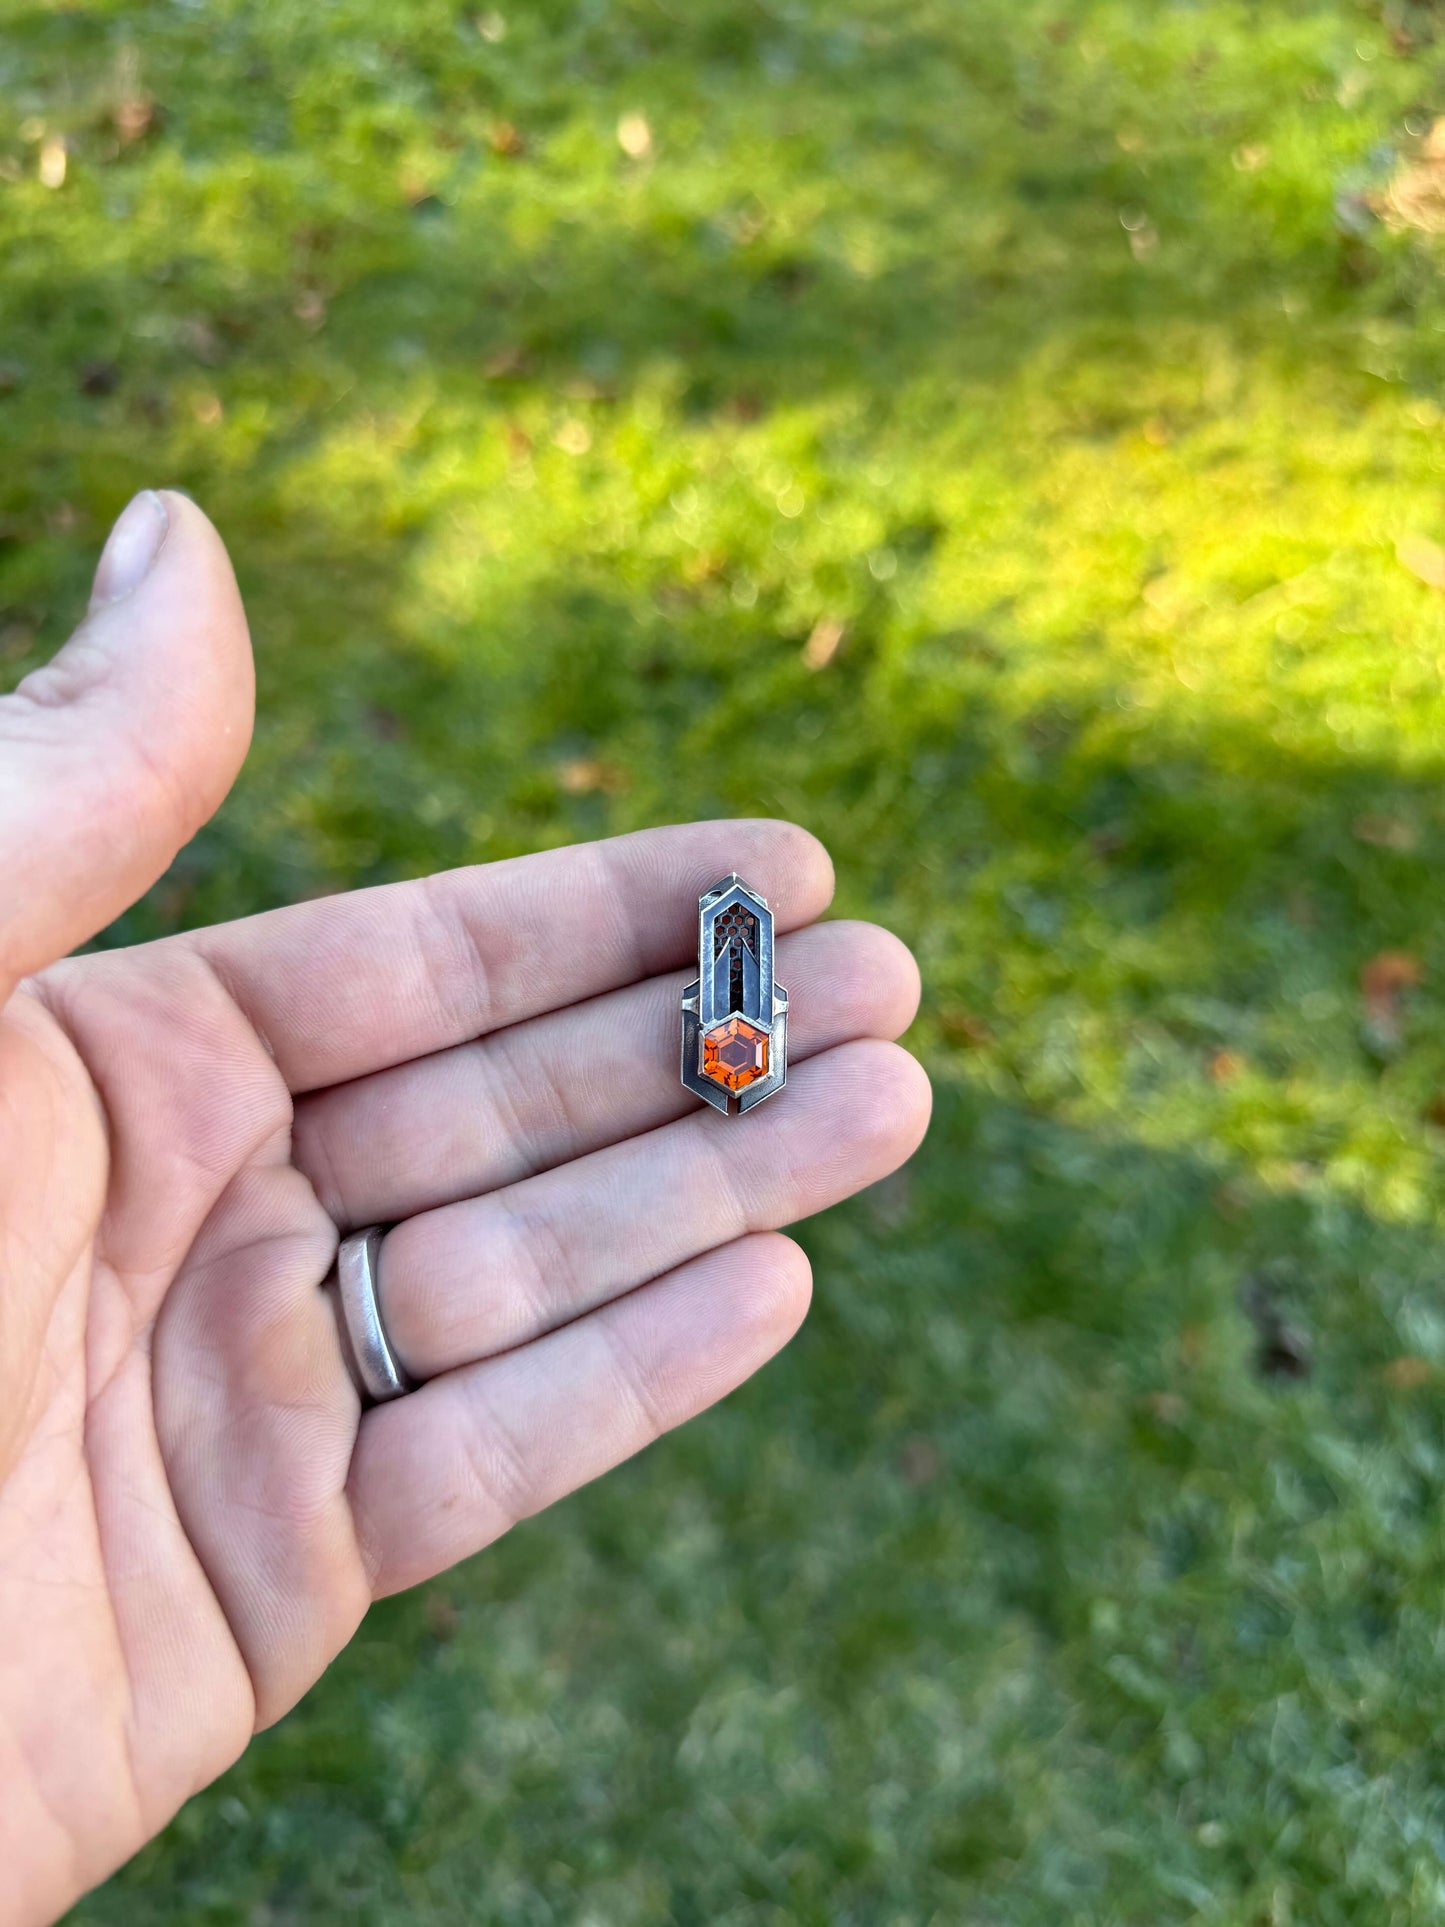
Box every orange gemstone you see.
[701,1016,770,1092]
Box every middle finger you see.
[293,919,919,1228]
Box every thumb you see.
[0,490,254,995]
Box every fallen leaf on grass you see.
[724,391,765,423]
[112,47,155,147]
[1377,119,1445,233]
[1397,533,1445,591]
[899,1437,939,1486]
[617,112,652,159]
[1361,949,1423,1008]
[1178,1323,1207,1371]
[488,120,526,158]
[939,1007,992,1048]
[364,705,408,744]
[1353,813,1418,851]
[802,617,846,670]
[1360,948,1423,1052]
[177,316,222,363]
[1383,1355,1435,1391]
[558,758,629,796]
[114,92,156,145]
[484,344,532,380]
[1208,1049,1245,1084]
[38,136,66,189]
[425,1591,459,1641]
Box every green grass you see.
[8,0,1445,1918]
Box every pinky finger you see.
[349,1232,813,1598]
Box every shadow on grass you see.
[74,1075,1445,1923]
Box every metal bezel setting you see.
[680,874,788,1115]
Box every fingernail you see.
[90,490,169,609]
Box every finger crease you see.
[592,1313,669,1442]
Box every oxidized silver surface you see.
[680,874,788,1115]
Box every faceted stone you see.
[701,1016,770,1092]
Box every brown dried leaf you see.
[364,705,408,744]
[1178,1323,1207,1371]
[1353,813,1417,851]
[939,1007,991,1049]
[488,121,526,158]
[558,757,629,796]
[617,112,652,159]
[38,136,67,190]
[725,391,764,424]
[1383,1355,1435,1391]
[425,1591,459,1640]
[177,316,222,363]
[899,1437,939,1486]
[1145,1391,1185,1426]
[1361,949,1423,1009]
[484,345,531,380]
[1378,119,1445,233]
[114,93,155,146]
[1208,1049,1245,1084]
[802,617,846,670]
[1360,949,1423,1049]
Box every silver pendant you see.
[681,874,788,1115]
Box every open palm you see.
[0,494,929,1925]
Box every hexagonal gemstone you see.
[702,1016,770,1092]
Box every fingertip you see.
[728,817,834,927]
[835,1037,934,1168]
[740,1231,814,1347]
[813,921,922,1040]
[120,489,256,807]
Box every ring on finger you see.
[331,1225,416,1405]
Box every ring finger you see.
[374,1038,930,1382]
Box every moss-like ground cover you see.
[8,1,1445,1919]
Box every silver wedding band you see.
[333,1225,415,1405]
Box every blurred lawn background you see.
[8,0,1445,1919]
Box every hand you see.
[0,493,929,1924]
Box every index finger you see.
[177,819,832,1092]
